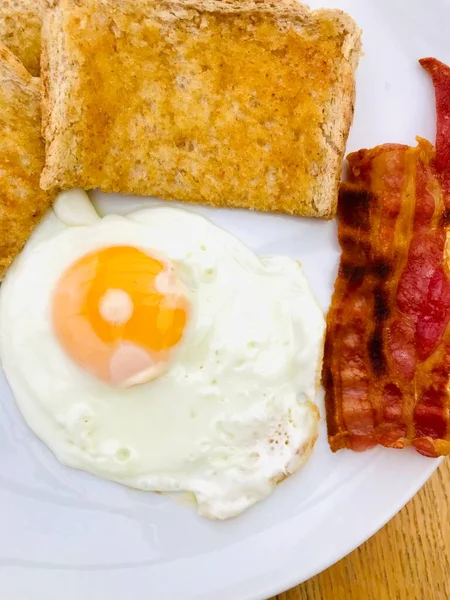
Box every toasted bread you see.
[0,42,54,280]
[41,0,361,218]
[0,0,43,76]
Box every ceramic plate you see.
[0,0,446,598]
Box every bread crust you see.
[0,0,43,76]
[0,42,54,280]
[41,0,361,218]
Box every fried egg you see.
[0,190,324,519]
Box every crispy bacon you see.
[324,58,450,457]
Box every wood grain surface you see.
[271,458,450,600]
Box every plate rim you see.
[251,458,441,600]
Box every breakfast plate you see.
[0,0,448,599]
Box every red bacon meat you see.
[323,58,450,457]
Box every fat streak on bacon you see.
[323,58,450,457]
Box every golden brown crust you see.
[0,41,54,280]
[41,0,361,218]
[0,0,44,76]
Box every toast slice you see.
[0,0,43,76]
[41,0,361,218]
[0,42,54,280]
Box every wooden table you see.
[271,458,450,600]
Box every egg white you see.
[0,191,324,519]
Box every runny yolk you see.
[52,246,190,387]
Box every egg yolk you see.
[52,246,190,387]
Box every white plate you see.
[0,0,446,598]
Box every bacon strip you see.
[324,58,450,457]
